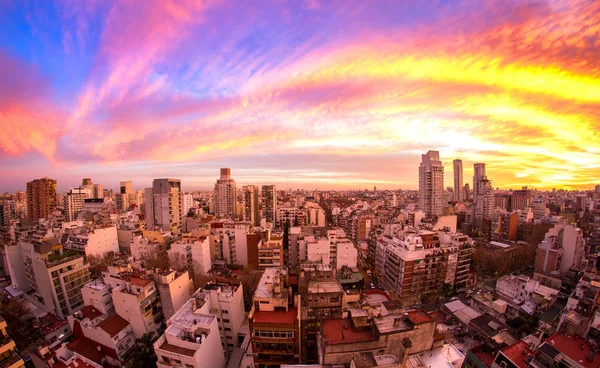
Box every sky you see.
[1,0,599,192]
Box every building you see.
[298,270,344,363]
[115,181,141,211]
[258,239,283,270]
[472,163,494,233]
[182,194,194,217]
[261,185,277,226]
[0,315,25,368]
[419,151,444,217]
[68,306,137,365]
[155,270,194,320]
[535,224,585,277]
[27,177,57,222]
[453,159,464,202]
[145,178,183,233]
[63,224,119,257]
[249,268,300,367]
[191,238,212,275]
[196,282,245,357]
[153,286,240,368]
[7,239,91,319]
[64,187,92,221]
[102,266,164,338]
[213,168,237,219]
[242,185,260,226]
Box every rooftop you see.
[322,319,375,345]
[499,341,531,368]
[421,344,465,368]
[546,333,600,368]
[97,315,130,337]
[80,305,102,321]
[252,307,297,324]
[254,267,288,299]
[158,341,196,357]
[169,299,215,332]
[308,281,343,294]
[373,314,413,334]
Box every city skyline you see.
[1,1,600,191]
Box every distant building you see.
[535,224,585,277]
[27,177,57,222]
[242,185,260,226]
[453,159,464,202]
[261,185,277,226]
[213,168,237,219]
[145,178,183,233]
[419,151,444,217]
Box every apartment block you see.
[27,177,57,222]
[249,268,300,367]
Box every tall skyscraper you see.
[26,177,57,221]
[145,178,183,233]
[242,185,259,226]
[261,185,277,225]
[418,150,444,217]
[473,163,486,199]
[472,163,494,232]
[213,168,237,219]
[453,159,464,202]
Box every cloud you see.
[1,0,599,190]
[0,51,65,160]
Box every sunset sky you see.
[1,0,599,192]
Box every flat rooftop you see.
[374,314,413,334]
[158,341,196,357]
[170,299,215,331]
[252,307,297,324]
[322,319,375,345]
[546,333,600,368]
[308,281,343,294]
[500,341,531,368]
[254,267,288,299]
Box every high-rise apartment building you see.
[242,185,260,226]
[6,239,91,319]
[115,180,138,211]
[0,316,25,367]
[145,178,183,233]
[473,163,486,199]
[419,151,444,217]
[261,185,277,225]
[64,186,92,221]
[453,159,464,202]
[213,168,237,219]
[26,177,57,221]
[472,163,494,231]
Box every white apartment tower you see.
[242,185,260,226]
[453,159,464,202]
[473,163,494,224]
[213,168,237,219]
[145,178,183,233]
[261,185,277,226]
[419,150,444,217]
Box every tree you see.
[0,298,43,352]
[441,283,455,298]
[168,252,189,272]
[146,245,169,270]
[128,333,158,368]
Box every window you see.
[223,319,230,323]
[224,327,231,332]
[499,362,508,368]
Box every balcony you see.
[0,353,23,368]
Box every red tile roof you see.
[500,341,532,368]
[80,305,102,320]
[547,333,600,368]
[322,319,375,345]
[98,315,130,337]
[68,336,119,362]
[252,307,297,324]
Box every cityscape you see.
[2,1,600,368]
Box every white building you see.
[155,270,194,320]
[191,238,212,276]
[154,295,227,368]
[419,150,444,217]
[81,278,115,314]
[63,225,119,257]
[65,187,92,221]
[130,235,161,265]
[182,194,194,217]
[242,185,260,226]
[210,223,249,266]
